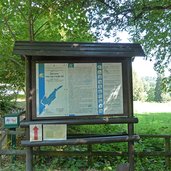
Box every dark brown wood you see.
[31,59,130,119]
[33,150,127,157]
[87,144,92,166]
[12,41,145,170]
[136,151,171,157]
[127,58,134,171]
[165,138,171,169]
[25,57,33,171]
[140,134,171,138]
[13,41,145,58]
[20,117,138,127]
[34,150,171,158]
[0,150,26,155]
[21,135,140,147]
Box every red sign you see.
[33,126,39,140]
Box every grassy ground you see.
[1,101,171,170]
[134,101,171,134]
[135,112,171,134]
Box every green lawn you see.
[1,112,171,171]
[135,112,171,134]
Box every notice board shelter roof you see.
[13,41,145,60]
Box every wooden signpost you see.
[13,41,144,171]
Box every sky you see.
[102,31,157,78]
[132,58,156,77]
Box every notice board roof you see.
[13,41,145,58]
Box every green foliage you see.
[87,0,171,91]
[154,75,163,102]
[133,71,147,101]
[143,76,156,102]
[134,74,171,102]
[0,84,19,115]
[0,0,95,81]
[1,159,25,171]
[135,112,171,134]
[1,112,171,170]
[0,0,95,113]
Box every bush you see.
[0,84,19,115]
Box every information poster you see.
[36,63,123,117]
[43,124,67,140]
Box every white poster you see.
[68,63,96,115]
[36,63,123,117]
[43,124,67,140]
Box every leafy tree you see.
[154,74,162,102]
[133,71,147,101]
[0,0,94,81]
[0,0,95,113]
[1,0,171,111]
[87,0,171,91]
[142,76,156,102]
[0,0,95,85]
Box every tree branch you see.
[3,17,16,40]
[34,21,49,37]
[96,1,171,22]
[34,26,50,38]
[16,6,28,22]
[134,5,171,20]
[96,0,117,10]
[28,0,34,41]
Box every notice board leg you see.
[87,144,92,167]
[11,128,16,162]
[26,147,33,171]
[128,119,135,171]
[128,141,134,171]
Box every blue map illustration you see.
[39,85,63,114]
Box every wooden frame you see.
[13,41,144,171]
[31,60,130,120]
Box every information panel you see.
[36,63,123,117]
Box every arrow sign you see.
[33,126,39,140]
[30,124,42,142]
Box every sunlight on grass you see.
[135,112,171,134]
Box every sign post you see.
[30,124,42,142]
[13,41,144,171]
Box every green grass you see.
[135,112,171,134]
[1,112,171,171]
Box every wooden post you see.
[0,134,3,168]
[165,137,171,169]
[127,58,135,171]
[87,144,92,167]
[128,125,134,171]
[25,57,33,171]
[11,128,16,162]
[26,147,33,171]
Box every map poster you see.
[36,63,123,117]
[36,64,67,116]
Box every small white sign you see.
[5,117,18,125]
[30,124,42,142]
[43,124,67,140]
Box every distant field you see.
[134,101,171,113]
[134,101,171,135]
